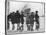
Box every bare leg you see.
[36,23,39,31]
[12,24,15,30]
[31,24,34,31]
[17,23,20,31]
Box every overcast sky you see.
[9,1,44,16]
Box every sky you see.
[8,1,44,16]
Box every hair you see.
[36,11,38,13]
[16,10,19,13]
[31,12,34,15]
[31,12,34,13]
[13,12,15,13]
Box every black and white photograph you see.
[5,0,45,35]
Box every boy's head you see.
[31,12,34,15]
[16,10,19,13]
[13,12,15,13]
[36,11,38,14]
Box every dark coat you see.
[11,13,16,24]
[7,14,12,21]
[35,14,39,24]
[15,13,21,23]
[21,14,24,24]
[26,15,30,24]
[29,15,34,24]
